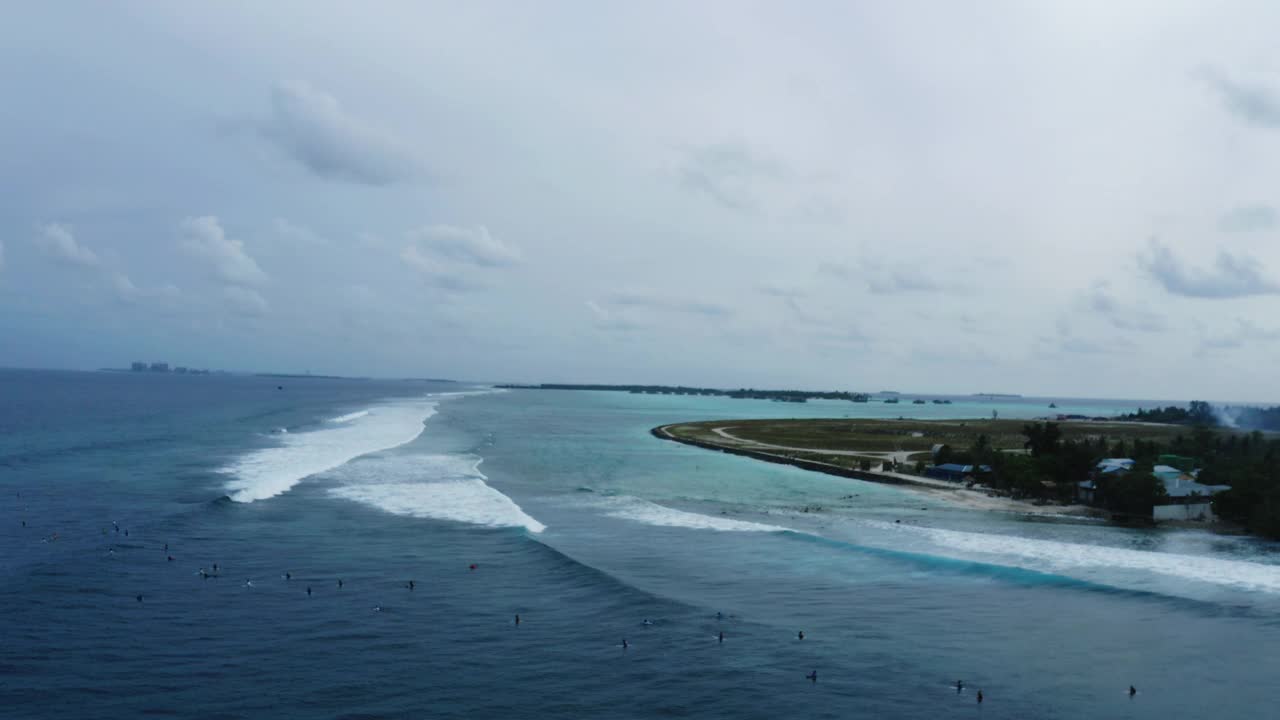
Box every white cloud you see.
[258,83,423,185]
[111,272,180,304]
[1218,205,1278,233]
[273,218,328,245]
[1139,238,1280,299]
[35,223,99,267]
[222,285,269,316]
[405,225,520,268]
[180,216,267,287]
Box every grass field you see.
[663,418,1198,456]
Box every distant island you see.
[496,383,872,403]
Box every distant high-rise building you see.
[130,362,147,372]
[149,362,170,373]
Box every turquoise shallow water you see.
[3,371,1279,719]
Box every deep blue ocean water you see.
[3,370,1279,719]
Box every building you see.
[925,463,990,482]
[149,362,170,372]
[1153,475,1231,521]
[130,361,147,372]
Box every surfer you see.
[244,580,255,588]
[956,680,964,693]
[716,611,723,620]
[642,619,653,627]
[806,670,817,683]
[977,690,983,704]
[306,586,312,597]
[338,579,344,589]
[515,614,521,625]
[408,580,415,590]
[798,630,804,640]
[622,638,629,649]
[718,631,724,643]
[285,572,291,580]
[167,555,174,562]
[212,563,219,573]
[136,594,143,602]
[1129,685,1136,697]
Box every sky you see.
[3,1,1280,401]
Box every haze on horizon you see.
[3,2,1280,402]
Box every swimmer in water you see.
[408,580,415,590]
[285,572,291,581]
[806,670,817,683]
[977,690,983,704]
[212,563,219,573]
[136,595,143,602]
[1129,686,1136,697]
[716,611,723,620]
[244,580,255,588]
[515,614,521,626]
[306,586,312,597]
[718,631,724,643]
[956,680,964,693]
[798,631,805,640]
[642,619,653,626]
[338,579,344,589]
[374,605,382,612]
[167,555,174,562]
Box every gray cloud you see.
[35,223,99,268]
[405,225,519,267]
[1083,282,1168,333]
[825,259,951,295]
[1199,318,1280,352]
[1139,239,1279,298]
[1203,70,1280,128]
[1218,204,1278,233]
[608,290,732,317]
[180,216,268,287]
[678,142,784,212]
[258,83,423,185]
[111,272,180,305]
[585,300,645,333]
[399,244,486,291]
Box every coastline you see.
[651,424,1099,518]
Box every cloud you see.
[677,142,784,212]
[1203,70,1280,128]
[405,225,520,267]
[222,285,268,316]
[180,216,268,287]
[1199,318,1280,352]
[35,223,99,267]
[273,218,328,245]
[608,290,732,317]
[1139,238,1280,298]
[399,244,485,291]
[585,299,645,332]
[1083,282,1168,333]
[111,272,180,304]
[257,83,423,185]
[1218,204,1278,233]
[823,259,951,295]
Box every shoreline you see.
[652,424,1100,518]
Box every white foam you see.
[860,520,1280,593]
[223,400,436,503]
[598,496,785,533]
[331,480,546,533]
[327,409,370,423]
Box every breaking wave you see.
[595,496,785,533]
[326,453,545,533]
[222,401,436,503]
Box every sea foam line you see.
[861,520,1280,594]
[596,496,786,533]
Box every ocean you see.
[2,369,1278,719]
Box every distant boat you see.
[884,398,899,404]
[912,399,926,405]
[1049,402,1058,408]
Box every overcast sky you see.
[4,2,1280,401]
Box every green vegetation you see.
[664,417,1280,536]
